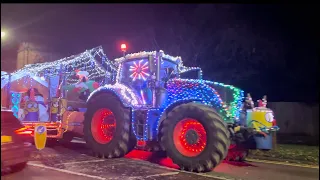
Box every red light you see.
[121,44,127,52]
[173,119,207,157]
[15,127,33,135]
[137,140,146,147]
[272,119,277,126]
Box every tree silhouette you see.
[150,4,288,87]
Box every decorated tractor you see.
[2,46,279,172]
[76,49,279,172]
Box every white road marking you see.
[145,172,179,178]
[246,158,319,169]
[55,159,106,165]
[72,139,86,144]
[27,162,106,180]
[129,172,179,179]
[181,171,235,180]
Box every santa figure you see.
[34,89,49,122]
[257,95,267,108]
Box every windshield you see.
[120,58,151,84]
[119,58,178,84]
[160,58,178,81]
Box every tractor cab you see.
[116,51,181,107]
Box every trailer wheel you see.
[84,93,134,158]
[160,103,230,172]
[58,132,74,145]
[45,139,58,147]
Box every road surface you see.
[2,139,319,180]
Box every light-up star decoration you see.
[129,60,150,81]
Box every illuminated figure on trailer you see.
[34,89,49,122]
[23,88,39,122]
[50,98,59,122]
[257,95,267,108]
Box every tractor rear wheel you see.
[84,93,135,158]
[160,103,230,172]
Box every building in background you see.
[16,42,62,70]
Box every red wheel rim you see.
[173,118,207,157]
[91,108,116,144]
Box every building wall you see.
[16,42,62,70]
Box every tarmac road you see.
[2,139,319,180]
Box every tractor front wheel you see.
[160,103,230,172]
[84,93,135,158]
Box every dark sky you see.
[1,4,319,102]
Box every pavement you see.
[2,139,319,180]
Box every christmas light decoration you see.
[3,47,246,143]
[129,60,150,81]
[174,118,207,157]
[11,92,21,118]
[1,74,47,89]
[94,50,245,141]
[10,46,117,85]
[91,108,116,144]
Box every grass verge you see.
[248,144,319,165]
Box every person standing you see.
[244,93,254,109]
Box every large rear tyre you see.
[160,103,230,172]
[84,93,135,158]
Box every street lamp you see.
[1,31,6,39]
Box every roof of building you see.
[1,72,48,89]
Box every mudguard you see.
[152,79,233,139]
[165,79,230,121]
[87,83,141,108]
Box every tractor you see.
[80,49,279,172]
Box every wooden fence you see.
[268,102,319,145]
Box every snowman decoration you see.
[35,93,50,122]
[31,88,49,122]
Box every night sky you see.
[1,4,318,102]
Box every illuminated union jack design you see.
[129,60,150,81]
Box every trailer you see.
[0,46,116,144]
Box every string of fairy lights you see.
[110,50,244,140]
[2,47,246,142]
[11,46,117,85]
